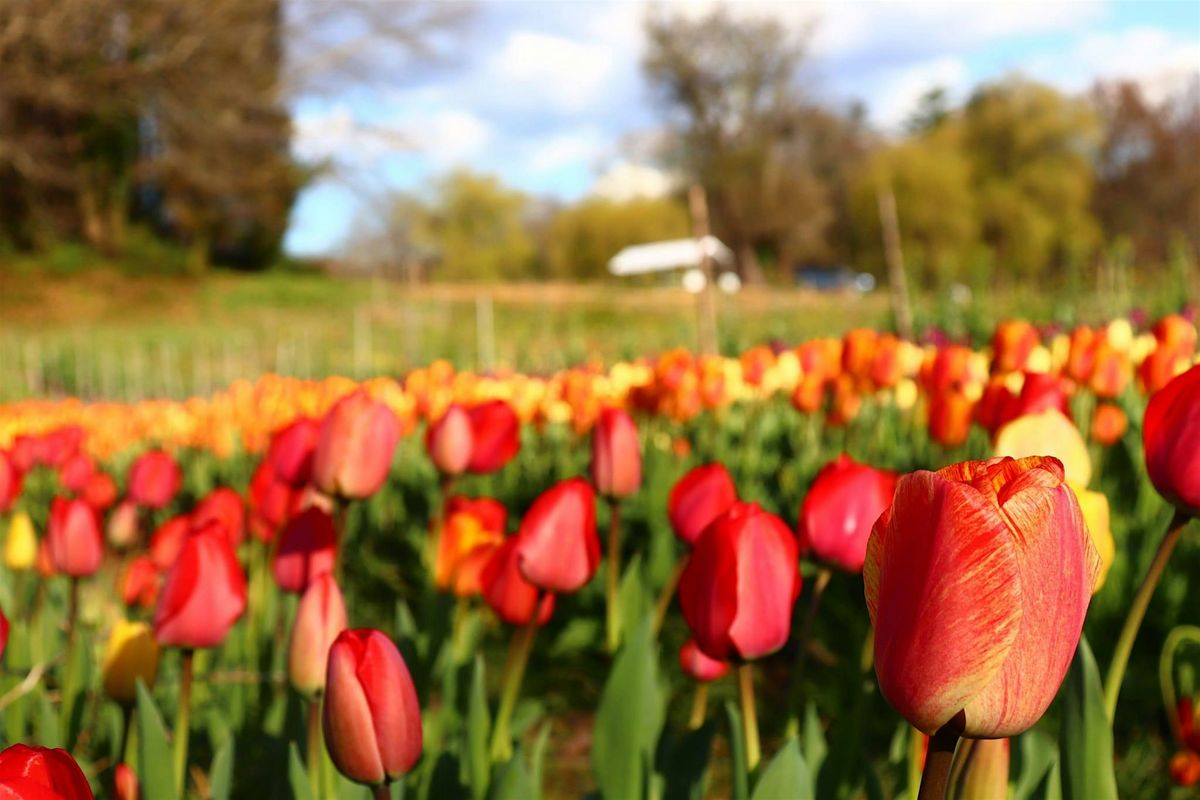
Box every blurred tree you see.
[905,87,952,134]
[544,196,690,280]
[1091,78,1200,263]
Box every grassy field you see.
[0,266,1192,402]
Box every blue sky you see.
[284,0,1200,256]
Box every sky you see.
[284,0,1200,256]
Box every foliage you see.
[543,197,690,280]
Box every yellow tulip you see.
[5,511,37,571]
[1069,482,1115,592]
[994,409,1092,487]
[102,620,160,705]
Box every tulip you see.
[102,619,160,706]
[1090,402,1128,446]
[798,454,897,573]
[790,373,825,414]
[106,499,140,550]
[425,404,473,476]
[948,738,1010,800]
[289,573,348,697]
[668,462,738,546]
[248,460,302,542]
[590,407,642,499]
[929,389,974,448]
[4,511,37,571]
[47,497,103,577]
[0,450,21,513]
[149,515,191,571]
[121,556,161,609]
[313,391,400,500]
[268,417,321,486]
[323,629,423,788]
[273,507,338,594]
[115,763,140,800]
[434,497,506,596]
[192,487,245,548]
[1170,751,1200,787]
[58,452,94,493]
[465,399,521,473]
[865,457,1099,740]
[994,409,1091,487]
[991,319,1039,373]
[82,471,118,511]
[679,638,729,683]
[127,449,182,509]
[154,520,247,649]
[514,477,599,594]
[480,538,556,627]
[0,744,93,799]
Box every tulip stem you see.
[1103,508,1191,720]
[120,704,135,764]
[907,726,924,799]
[785,567,832,725]
[688,682,709,730]
[736,663,761,772]
[372,784,391,800]
[307,696,322,799]
[606,499,622,653]
[651,555,687,636]
[60,577,80,745]
[173,649,195,799]
[917,722,960,800]
[490,608,541,762]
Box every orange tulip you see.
[1090,403,1128,446]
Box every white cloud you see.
[593,161,677,202]
[412,109,493,166]
[490,31,617,113]
[523,127,608,175]
[870,55,970,131]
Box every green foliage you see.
[544,196,690,280]
[1058,637,1119,800]
[751,736,814,800]
[137,680,178,800]
[592,618,665,799]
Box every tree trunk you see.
[737,242,764,285]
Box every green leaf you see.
[592,618,665,800]
[1013,730,1058,800]
[288,741,315,800]
[618,554,649,646]
[209,736,234,800]
[488,747,535,800]
[136,680,177,800]
[751,736,813,800]
[725,702,749,800]
[801,703,826,784]
[529,722,552,800]
[548,618,601,657]
[466,656,491,800]
[1058,637,1118,800]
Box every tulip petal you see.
[728,516,799,658]
[359,632,423,780]
[324,640,385,785]
[678,522,739,660]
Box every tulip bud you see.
[425,404,473,476]
[102,619,160,706]
[82,471,118,511]
[865,457,1100,737]
[948,738,1010,800]
[273,506,337,594]
[0,744,93,799]
[798,455,897,573]
[47,497,104,577]
[192,486,245,549]
[590,408,642,499]
[58,452,95,494]
[4,511,37,571]
[667,462,738,546]
[106,499,140,550]
[0,450,21,513]
[127,449,182,509]
[991,319,1039,373]
[323,629,423,786]
[480,538,556,626]
[289,573,348,697]
[1143,363,1200,515]
[154,521,247,648]
[115,762,140,800]
[313,391,400,499]
[678,502,800,661]
[267,417,321,486]
[514,477,599,593]
[465,400,521,474]
[679,638,729,682]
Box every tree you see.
[543,196,690,280]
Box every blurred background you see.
[0,0,1197,400]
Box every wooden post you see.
[688,184,720,355]
[877,185,914,340]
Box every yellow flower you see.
[1070,482,1114,593]
[4,511,37,571]
[102,620,160,705]
[994,409,1092,487]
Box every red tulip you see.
[668,463,738,546]
[0,451,22,514]
[590,408,642,499]
[248,461,302,542]
[273,507,337,594]
[0,744,93,799]
[679,638,729,682]
[149,515,191,571]
[289,573,348,697]
[480,537,556,626]
[37,426,85,468]
[1144,364,1200,515]
[127,449,181,509]
[10,435,37,473]
[323,629,423,786]
[465,400,521,474]
[192,487,245,548]
[1171,750,1200,787]
[678,502,801,661]
[798,455,897,573]
[313,391,400,500]
[47,497,104,577]
[153,521,247,648]
[865,456,1100,737]
[106,499,140,550]
[425,404,473,476]
[267,417,320,487]
[1008,372,1070,423]
[514,478,599,593]
[81,472,118,511]
[121,556,161,609]
[114,762,139,800]
[58,452,94,493]
[991,320,1039,373]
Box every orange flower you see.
[991,320,1039,374]
[1090,403,1128,446]
[435,498,506,597]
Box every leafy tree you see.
[543,196,690,280]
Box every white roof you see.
[607,236,734,276]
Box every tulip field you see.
[0,309,1199,800]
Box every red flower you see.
[0,451,22,514]
[480,538,556,626]
[273,507,337,594]
[149,515,191,571]
[248,461,302,543]
[991,320,1039,373]
[1170,751,1200,787]
[114,762,139,800]
[289,573,348,697]
[0,744,93,799]
[435,497,506,597]
[153,521,247,648]
[323,629,423,786]
[667,462,738,546]
[267,417,321,487]
[81,472,118,512]
[465,400,521,474]
[514,478,599,593]
[121,556,161,609]
[590,408,642,499]
[1143,364,1200,515]
[425,404,473,476]
[798,455,897,573]
[47,497,104,577]
[679,638,729,682]
[58,452,94,494]
[192,487,245,549]
[678,502,801,661]
[127,450,182,509]
[313,391,400,500]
